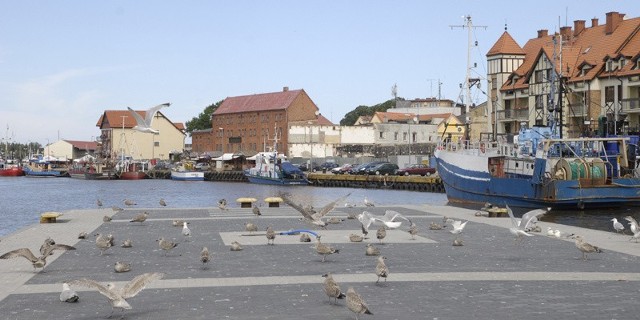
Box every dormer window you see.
[580,64,592,76]
[606,59,614,72]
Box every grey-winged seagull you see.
[127,103,170,134]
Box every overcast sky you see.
[1,1,637,145]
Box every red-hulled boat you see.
[0,159,25,177]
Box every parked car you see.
[319,162,339,171]
[297,162,320,172]
[396,164,436,176]
[331,163,352,174]
[365,162,399,175]
[195,162,210,171]
[350,161,387,175]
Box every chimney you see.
[606,11,624,34]
[560,26,572,40]
[537,29,548,38]
[574,20,585,36]
[591,18,599,27]
[283,86,289,92]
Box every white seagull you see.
[624,216,640,242]
[127,103,170,134]
[182,222,191,241]
[506,205,550,242]
[611,218,625,233]
[358,210,412,235]
[449,220,468,235]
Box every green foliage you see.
[185,100,224,136]
[339,98,402,126]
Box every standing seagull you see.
[182,222,191,241]
[130,212,149,225]
[0,244,75,272]
[95,234,112,256]
[156,237,178,256]
[280,192,352,228]
[218,199,229,211]
[68,272,165,319]
[200,247,210,268]
[266,226,276,245]
[322,273,345,304]
[364,196,375,207]
[127,103,170,134]
[346,287,373,320]
[60,283,79,303]
[96,199,103,208]
[611,218,625,233]
[230,241,243,251]
[376,226,386,244]
[245,222,258,233]
[252,205,261,217]
[315,236,339,262]
[159,198,167,207]
[123,199,136,206]
[573,235,603,260]
[408,223,418,240]
[375,256,389,283]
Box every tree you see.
[339,98,402,126]
[185,100,224,136]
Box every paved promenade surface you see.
[1,203,640,320]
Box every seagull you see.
[230,241,243,251]
[159,198,167,207]
[200,247,210,267]
[429,222,444,230]
[78,231,88,239]
[130,212,149,224]
[624,216,640,242]
[40,237,56,256]
[322,273,345,304]
[506,205,549,242]
[68,272,165,318]
[121,239,133,248]
[365,244,380,256]
[280,192,352,228]
[611,218,625,233]
[327,217,343,224]
[245,222,258,233]
[300,233,311,242]
[96,199,103,208]
[172,219,185,227]
[358,210,412,235]
[449,220,468,235]
[111,206,124,212]
[573,235,603,260]
[364,196,375,207]
[0,244,75,272]
[218,199,229,210]
[554,229,574,239]
[95,234,112,256]
[266,226,276,245]
[546,227,555,236]
[315,236,339,262]
[408,223,418,240]
[452,238,464,246]
[346,287,373,319]
[182,222,191,241]
[349,233,364,242]
[114,261,131,273]
[123,199,136,206]
[375,256,389,284]
[376,226,386,244]
[156,237,178,256]
[60,283,79,303]
[127,103,170,134]
[103,215,112,222]
[252,205,261,217]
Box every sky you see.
[1,1,638,145]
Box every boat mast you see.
[451,15,486,141]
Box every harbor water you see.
[0,176,637,237]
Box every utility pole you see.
[451,15,487,141]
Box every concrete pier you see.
[0,204,639,319]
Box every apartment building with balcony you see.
[487,11,640,138]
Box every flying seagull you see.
[0,244,75,272]
[506,205,550,242]
[127,103,170,134]
[281,192,352,228]
[358,210,412,235]
[624,216,640,242]
[68,272,165,318]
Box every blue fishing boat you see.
[244,129,308,185]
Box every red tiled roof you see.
[374,112,452,122]
[487,31,525,56]
[214,89,308,115]
[96,110,184,133]
[64,140,98,150]
[316,114,333,126]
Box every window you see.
[154,142,159,147]
[402,132,408,141]
[394,132,398,140]
[379,131,384,139]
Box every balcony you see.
[622,98,640,113]
[496,108,529,122]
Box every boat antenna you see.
[451,15,487,141]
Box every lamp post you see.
[218,127,224,152]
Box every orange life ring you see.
[480,143,486,153]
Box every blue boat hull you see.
[435,149,640,209]
[245,174,309,185]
